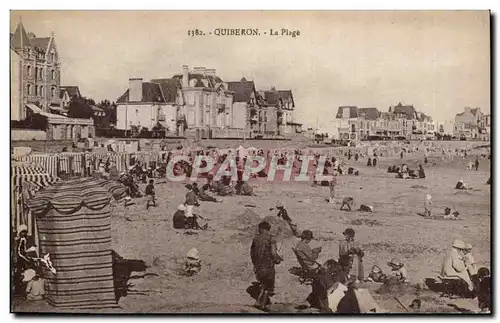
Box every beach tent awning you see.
[11,165,58,190]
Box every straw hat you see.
[17,224,28,236]
[387,258,404,268]
[186,248,199,260]
[177,204,187,211]
[425,194,432,201]
[465,243,473,250]
[22,269,36,282]
[452,239,466,249]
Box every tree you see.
[68,96,94,119]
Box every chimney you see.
[205,68,216,77]
[193,66,206,75]
[129,78,143,102]
[182,65,189,88]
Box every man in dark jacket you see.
[250,221,283,311]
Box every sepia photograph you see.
[9,10,491,314]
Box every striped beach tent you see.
[27,178,127,310]
[11,164,59,237]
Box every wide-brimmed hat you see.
[178,204,187,211]
[17,224,28,236]
[276,201,284,208]
[343,228,355,237]
[301,230,313,240]
[452,239,466,249]
[22,269,36,282]
[465,243,472,250]
[387,258,404,268]
[186,248,199,260]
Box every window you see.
[35,67,38,79]
[34,85,38,96]
[51,51,55,62]
[39,86,44,96]
[27,84,32,95]
[27,65,32,76]
[39,68,43,80]
[51,87,56,98]
[51,70,55,80]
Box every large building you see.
[116,78,181,135]
[261,88,300,135]
[454,107,483,140]
[10,22,94,140]
[227,79,260,133]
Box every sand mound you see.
[261,215,296,240]
[227,208,262,231]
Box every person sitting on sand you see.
[235,181,254,196]
[441,239,475,295]
[476,267,491,313]
[306,259,347,313]
[409,299,422,312]
[455,179,468,190]
[184,248,202,276]
[418,165,426,179]
[387,258,409,283]
[173,204,188,229]
[25,270,45,301]
[295,230,322,271]
[464,244,477,276]
[198,184,221,203]
[337,281,387,313]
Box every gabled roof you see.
[60,86,81,99]
[30,37,50,52]
[262,89,295,107]
[278,90,295,107]
[392,102,416,120]
[10,22,30,50]
[116,82,166,104]
[358,107,379,120]
[172,73,224,89]
[336,106,358,119]
[227,81,256,103]
[151,78,182,104]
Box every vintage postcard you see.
[10,10,491,314]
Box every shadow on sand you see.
[112,250,158,301]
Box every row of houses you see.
[330,103,436,141]
[114,65,302,139]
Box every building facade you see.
[454,107,483,140]
[227,79,260,134]
[116,78,179,134]
[10,22,61,119]
[10,22,94,140]
[174,66,235,134]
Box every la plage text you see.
[187,28,300,38]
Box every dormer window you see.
[51,50,55,62]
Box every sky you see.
[10,11,490,130]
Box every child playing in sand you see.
[24,269,45,301]
[387,258,409,283]
[184,248,201,276]
[424,194,432,217]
